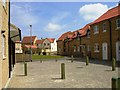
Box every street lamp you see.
[30,25,32,62]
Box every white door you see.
[102,43,108,60]
[116,41,120,61]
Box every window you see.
[2,0,6,7]
[103,23,106,32]
[94,25,99,34]
[116,18,120,29]
[94,43,99,52]
[87,31,90,38]
[73,45,76,52]
[87,45,90,52]
[47,43,49,46]
[44,43,46,46]
[2,35,6,58]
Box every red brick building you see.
[57,5,120,61]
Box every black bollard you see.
[24,62,27,76]
[112,58,116,71]
[61,63,65,79]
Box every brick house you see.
[57,31,73,56]
[57,5,120,62]
[22,36,37,54]
[0,0,9,89]
[90,5,120,61]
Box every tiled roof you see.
[57,31,71,41]
[24,45,37,49]
[47,38,55,43]
[22,36,37,44]
[36,40,43,44]
[92,5,120,24]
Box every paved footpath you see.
[7,57,119,88]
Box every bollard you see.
[86,56,89,66]
[55,59,57,62]
[118,77,120,89]
[71,55,73,63]
[112,58,116,71]
[112,77,118,90]
[61,63,65,79]
[40,60,42,63]
[24,62,27,76]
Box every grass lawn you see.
[32,55,64,60]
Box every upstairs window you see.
[2,0,6,7]
[94,25,99,34]
[103,23,106,32]
[87,30,90,38]
[94,43,99,52]
[116,18,120,29]
[44,43,46,46]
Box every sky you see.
[10,1,119,40]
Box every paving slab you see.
[7,57,119,88]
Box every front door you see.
[116,41,120,61]
[102,43,108,60]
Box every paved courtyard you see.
[7,57,119,88]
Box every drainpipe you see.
[8,1,11,78]
[108,19,112,61]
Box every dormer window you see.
[94,25,99,34]
[87,30,90,38]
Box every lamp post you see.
[30,25,32,62]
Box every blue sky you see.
[10,1,118,40]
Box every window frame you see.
[94,25,99,34]
[94,43,99,52]
[116,18,120,29]
[103,23,107,32]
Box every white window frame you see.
[103,23,106,32]
[2,0,6,7]
[94,25,99,34]
[116,18,120,29]
[2,35,6,59]
[94,43,99,52]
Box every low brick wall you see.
[16,53,31,63]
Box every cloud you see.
[44,23,63,32]
[10,3,39,27]
[79,3,109,21]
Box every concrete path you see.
[7,57,119,88]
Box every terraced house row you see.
[57,5,120,61]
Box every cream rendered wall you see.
[51,39,57,52]
[0,1,3,89]
[1,0,9,89]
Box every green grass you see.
[32,55,63,60]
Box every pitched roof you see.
[92,5,120,24]
[24,45,37,49]
[22,36,37,44]
[36,40,43,44]
[57,31,71,41]
[46,38,55,43]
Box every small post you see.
[61,63,65,79]
[112,58,116,71]
[86,56,89,66]
[24,62,27,76]
[112,77,118,90]
[40,60,42,63]
[71,55,73,62]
